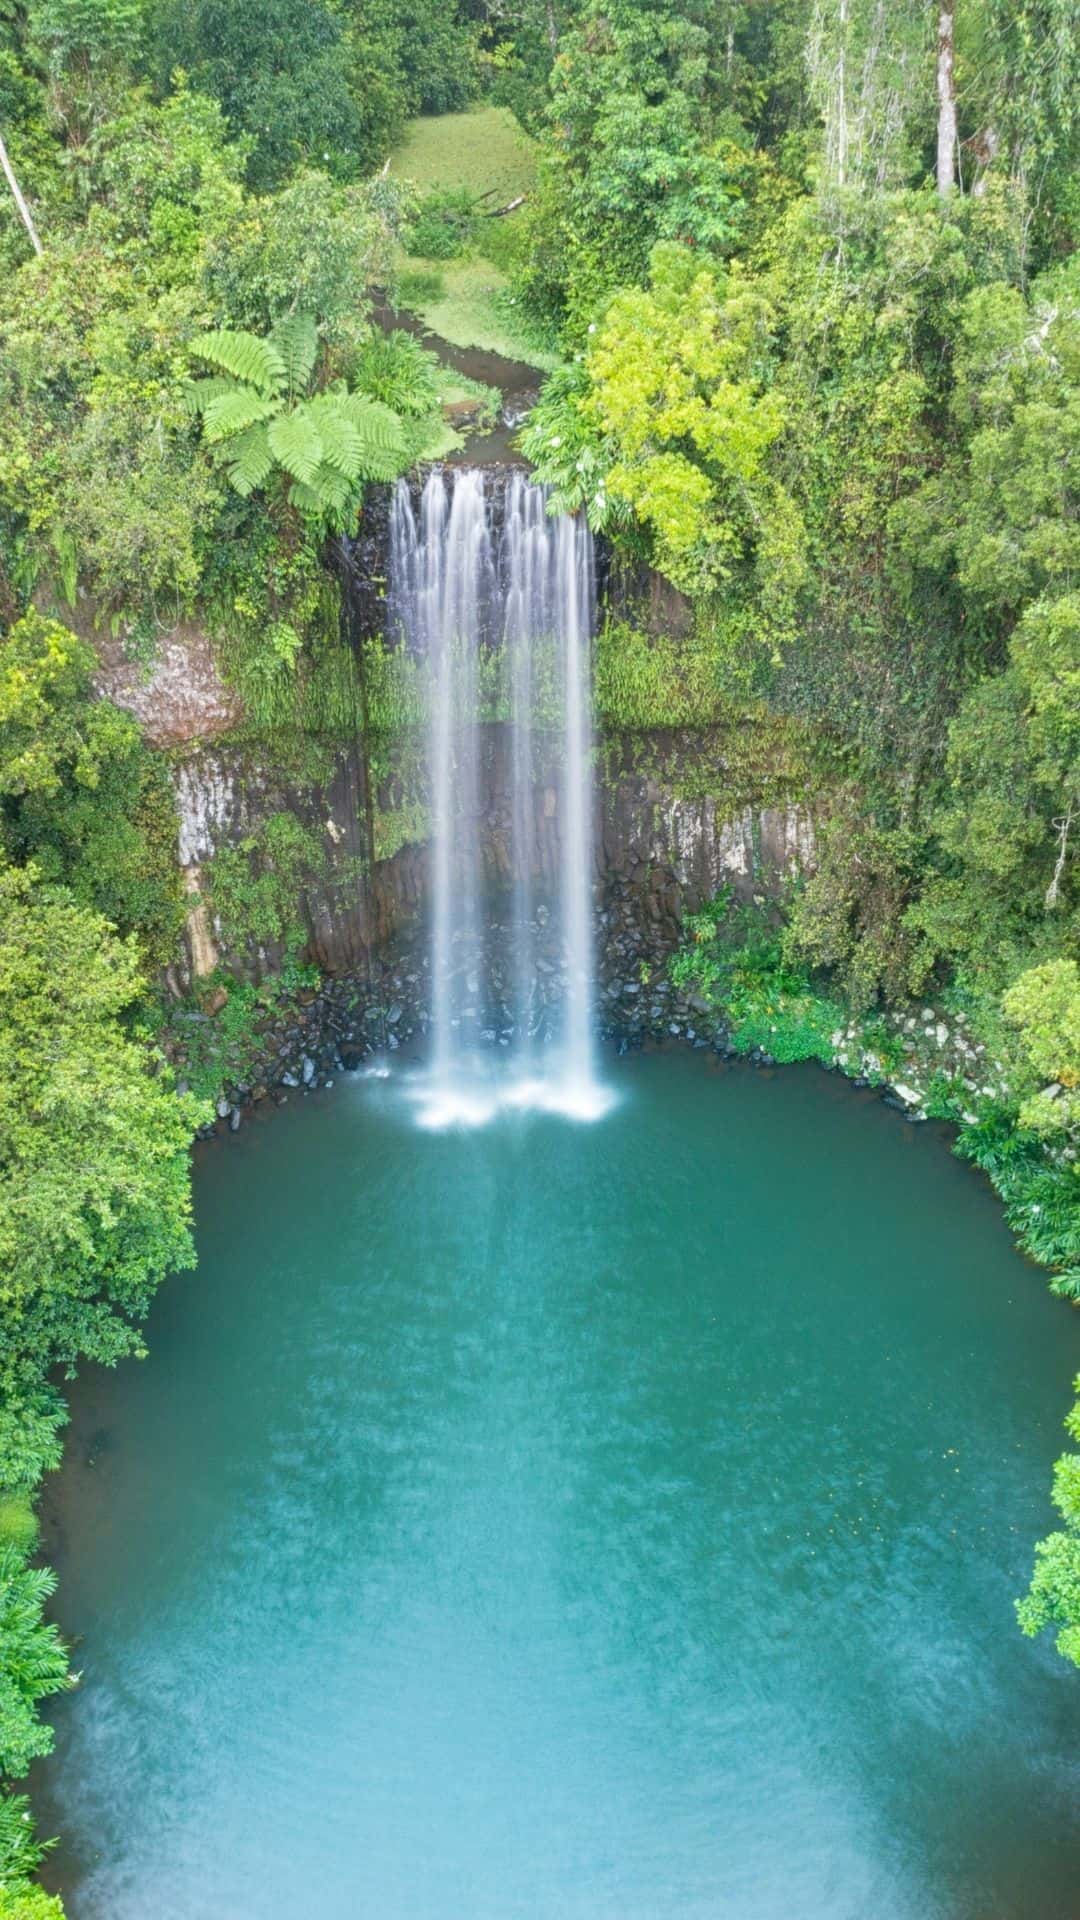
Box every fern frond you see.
[289,464,360,526]
[306,398,365,477]
[183,375,237,417]
[287,478,327,516]
[359,443,412,482]
[336,394,406,456]
[202,390,278,443]
[191,329,286,397]
[267,405,324,484]
[311,463,355,511]
[222,424,275,496]
[271,311,319,398]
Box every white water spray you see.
[389,468,610,1126]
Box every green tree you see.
[0,612,183,960]
[891,265,1080,627]
[1003,960,1080,1134]
[1018,1376,1080,1665]
[28,0,147,147]
[201,168,405,341]
[907,591,1080,987]
[150,0,363,190]
[0,865,203,1425]
[523,242,805,613]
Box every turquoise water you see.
[37,1051,1080,1918]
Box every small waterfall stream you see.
[389,467,609,1125]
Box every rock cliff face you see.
[165,724,812,997]
[87,488,815,997]
[93,625,243,748]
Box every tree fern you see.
[201,390,277,443]
[272,312,319,399]
[187,319,412,530]
[267,407,324,486]
[190,330,286,397]
[222,424,275,497]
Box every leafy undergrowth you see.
[162,967,320,1107]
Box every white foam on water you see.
[407,1060,618,1132]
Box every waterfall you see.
[388,467,609,1126]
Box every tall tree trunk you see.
[836,0,848,190]
[0,126,42,254]
[971,124,999,195]
[936,1,957,194]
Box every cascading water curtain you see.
[389,467,610,1126]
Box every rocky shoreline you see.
[182,906,1012,1142]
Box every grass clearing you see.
[392,255,560,370]
[391,106,537,203]
[390,106,558,372]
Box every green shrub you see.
[169,979,269,1106]
[0,1506,36,1561]
[0,1879,66,1918]
[204,812,326,962]
[349,329,441,418]
[1018,1378,1080,1667]
[0,1548,72,1780]
[168,964,317,1105]
[403,187,477,259]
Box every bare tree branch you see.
[0,125,43,255]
